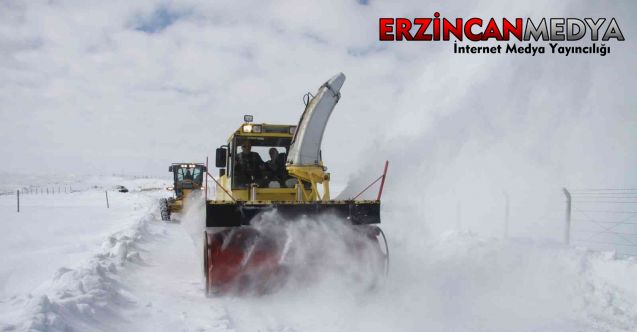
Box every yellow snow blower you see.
[203,73,389,295]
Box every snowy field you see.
[0,176,636,331]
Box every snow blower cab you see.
[211,117,316,203]
[159,163,207,221]
[203,73,388,295]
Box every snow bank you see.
[396,232,637,331]
[11,212,157,332]
[0,177,167,332]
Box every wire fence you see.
[5,178,636,257]
[0,185,76,196]
[0,184,114,196]
[567,188,637,256]
[2,185,118,213]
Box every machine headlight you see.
[244,115,253,122]
[252,125,262,133]
[242,124,253,133]
[289,126,297,134]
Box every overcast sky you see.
[1,0,635,213]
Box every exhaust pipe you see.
[250,184,257,201]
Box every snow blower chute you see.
[203,73,389,295]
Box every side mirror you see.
[216,148,227,167]
[168,165,173,172]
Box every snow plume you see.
[221,233,637,332]
[179,194,386,294]
[340,37,636,241]
[249,211,386,294]
[180,190,207,253]
[374,232,637,331]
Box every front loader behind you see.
[159,163,206,221]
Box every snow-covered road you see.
[1,177,637,331]
[118,221,233,332]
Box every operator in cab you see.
[234,141,264,187]
[264,148,288,187]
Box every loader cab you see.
[169,163,206,198]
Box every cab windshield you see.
[231,136,292,189]
[174,165,204,184]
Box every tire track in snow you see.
[117,221,235,332]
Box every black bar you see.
[206,201,381,227]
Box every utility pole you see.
[562,188,572,245]
[504,192,510,239]
[456,200,461,231]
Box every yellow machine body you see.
[206,122,380,227]
[160,163,206,221]
[213,123,331,203]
